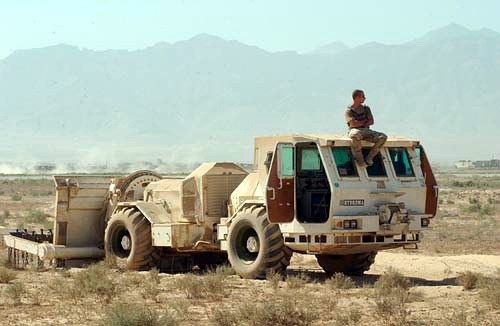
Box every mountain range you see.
[0,23,499,165]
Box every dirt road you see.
[291,251,500,280]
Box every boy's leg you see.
[364,130,387,166]
[348,128,366,166]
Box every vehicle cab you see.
[250,134,438,255]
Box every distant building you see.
[454,159,500,169]
[473,159,500,169]
[454,160,474,169]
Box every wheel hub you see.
[120,235,131,250]
[246,236,259,253]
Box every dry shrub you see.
[141,268,162,302]
[168,298,191,320]
[0,266,17,283]
[173,274,204,299]
[210,264,235,277]
[326,273,354,291]
[334,307,362,326]
[30,288,43,306]
[211,308,239,326]
[211,292,317,326]
[173,272,226,299]
[374,287,411,325]
[100,303,178,326]
[375,268,411,292]
[72,261,116,303]
[443,308,471,326]
[142,280,161,303]
[266,270,283,290]
[4,282,26,305]
[457,271,479,290]
[374,268,412,325]
[286,273,309,289]
[479,275,500,308]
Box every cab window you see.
[362,149,387,177]
[389,148,415,177]
[280,146,294,177]
[301,148,321,171]
[332,147,358,177]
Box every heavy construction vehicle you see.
[3,134,438,278]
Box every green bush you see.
[326,273,355,291]
[100,303,178,326]
[211,293,317,326]
[266,270,283,290]
[24,210,48,224]
[285,273,309,289]
[4,282,26,305]
[71,261,116,303]
[0,266,17,283]
[11,194,22,201]
[173,271,226,300]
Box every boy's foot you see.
[356,160,368,168]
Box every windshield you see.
[389,148,415,177]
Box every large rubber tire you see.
[104,207,155,270]
[227,206,289,279]
[316,251,377,276]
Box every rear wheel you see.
[316,251,377,276]
[104,207,155,270]
[227,206,289,279]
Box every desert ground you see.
[0,173,499,325]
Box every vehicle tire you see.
[104,207,155,270]
[316,251,377,276]
[227,205,289,279]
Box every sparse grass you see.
[4,282,26,305]
[325,272,354,291]
[0,209,9,224]
[0,266,17,283]
[24,209,48,224]
[286,273,309,289]
[141,268,162,302]
[211,264,235,277]
[373,268,412,325]
[478,275,500,308]
[100,303,178,326]
[457,271,479,290]
[334,307,362,326]
[444,308,471,326]
[30,288,43,305]
[71,261,116,303]
[211,292,318,326]
[10,194,22,201]
[266,270,283,290]
[29,190,54,196]
[173,270,226,300]
[375,268,410,292]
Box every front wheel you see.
[316,251,377,276]
[227,206,289,279]
[104,207,155,270]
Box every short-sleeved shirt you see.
[344,105,373,129]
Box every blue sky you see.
[1,0,499,59]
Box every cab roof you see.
[254,134,419,147]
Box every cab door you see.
[266,143,295,223]
[417,146,438,216]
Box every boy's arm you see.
[365,106,374,126]
[345,109,367,128]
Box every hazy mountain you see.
[0,23,499,164]
[310,42,349,55]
